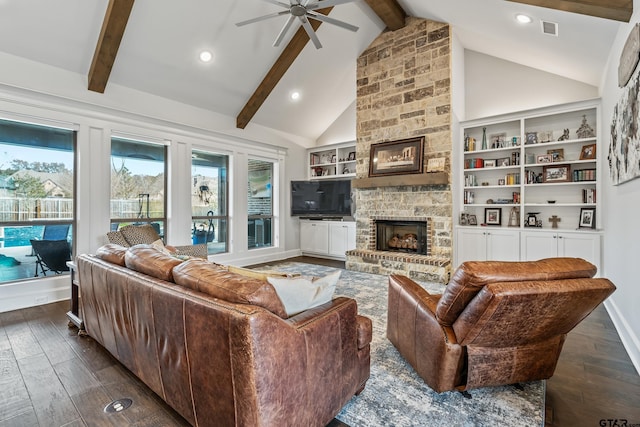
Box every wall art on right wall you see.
[610,62,640,185]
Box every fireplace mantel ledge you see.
[351,172,448,189]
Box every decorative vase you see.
[481,127,487,150]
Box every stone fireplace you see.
[345,17,452,283]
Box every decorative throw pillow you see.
[267,270,341,316]
[106,231,130,247]
[119,224,161,246]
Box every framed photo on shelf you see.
[525,131,538,145]
[536,154,553,164]
[538,130,554,143]
[484,159,496,167]
[484,207,502,226]
[348,151,356,161]
[543,164,571,182]
[497,157,511,167]
[330,154,336,163]
[369,137,424,177]
[579,207,596,228]
[468,214,478,225]
[547,148,564,162]
[579,144,596,160]
[490,132,507,148]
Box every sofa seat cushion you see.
[124,245,184,282]
[267,271,340,316]
[172,259,288,318]
[95,244,128,266]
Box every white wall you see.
[316,100,357,146]
[599,1,640,375]
[465,50,599,120]
[0,55,308,313]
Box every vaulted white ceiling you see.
[0,0,624,142]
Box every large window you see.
[0,119,75,283]
[191,149,228,254]
[110,138,166,235]
[247,159,273,249]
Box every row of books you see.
[503,173,520,185]
[465,158,485,169]
[574,169,596,182]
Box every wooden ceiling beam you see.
[506,0,632,22]
[236,8,333,130]
[363,0,407,31]
[88,0,135,93]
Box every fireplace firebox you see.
[375,219,429,255]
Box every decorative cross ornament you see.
[549,215,561,229]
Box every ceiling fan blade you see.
[306,10,359,32]
[306,0,356,10]
[262,0,292,8]
[273,15,297,47]
[235,10,289,27]
[299,16,323,49]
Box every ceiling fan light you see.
[515,14,533,24]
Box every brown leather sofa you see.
[77,244,372,427]
[387,257,615,393]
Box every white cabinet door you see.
[300,221,329,254]
[455,228,519,267]
[557,232,601,271]
[456,228,488,265]
[486,229,520,261]
[520,231,559,261]
[329,222,356,256]
[521,231,601,271]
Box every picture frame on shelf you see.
[497,157,511,167]
[348,151,356,161]
[484,159,496,167]
[579,207,596,229]
[579,143,596,160]
[490,132,507,148]
[536,154,553,164]
[484,207,502,226]
[468,214,478,225]
[525,131,538,145]
[543,164,571,183]
[368,136,424,177]
[538,130,554,143]
[547,148,564,162]
[330,154,336,163]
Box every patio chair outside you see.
[30,239,71,277]
[42,224,71,240]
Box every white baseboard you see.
[0,275,69,313]
[605,299,640,376]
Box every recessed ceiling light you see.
[515,14,533,24]
[290,91,301,101]
[199,51,213,62]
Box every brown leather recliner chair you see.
[387,257,616,393]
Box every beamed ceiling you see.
[0,0,630,142]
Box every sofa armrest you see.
[387,274,464,392]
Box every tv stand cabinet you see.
[300,219,356,260]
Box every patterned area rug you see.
[256,262,545,427]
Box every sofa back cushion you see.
[124,245,184,282]
[436,257,597,326]
[172,259,288,318]
[95,244,128,266]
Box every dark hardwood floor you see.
[0,256,638,427]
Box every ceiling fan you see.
[236,0,359,49]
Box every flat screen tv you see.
[291,180,352,218]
